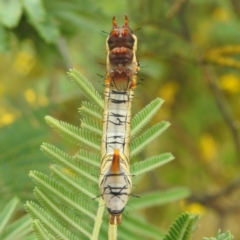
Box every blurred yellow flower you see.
[219,74,240,94]
[38,95,49,107]
[24,89,36,104]
[0,113,16,126]
[213,8,230,22]
[13,51,36,76]
[180,200,206,215]
[158,81,179,105]
[199,133,217,162]
[192,20,212,47]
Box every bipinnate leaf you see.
[0,197,20,233]
[25,201,80,240]
[131,98,164,137]
[129,188,190,211]
[45,116,100,151]
[130,121,170,157]
[1,216,32,240]
[203,230,234,240]
[163,212,198,240]
[79,101,102,120]
[131,152,174,175]
[67,69,104,109]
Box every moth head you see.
[109,15,133,39]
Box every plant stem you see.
[91,198,105,240]
[108,219,117,240]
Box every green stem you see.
[91,198,105,240]
[108,221,117,240]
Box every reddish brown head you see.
[106,16,139,91]
[108,15,134,52]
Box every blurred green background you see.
[1,0,240,239]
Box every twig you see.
[167,0,188,19]
[230,0,240,16]
[200,64,240,163]
[189,178,240,205]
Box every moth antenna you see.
[96,73,104,78]
[101,30,110,34]
[124,15,129,27]
[92,194,101,200]
[130,194,140,198]
[133,27,141,32]
[112,16,118,28]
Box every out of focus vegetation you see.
[0,0,240,239]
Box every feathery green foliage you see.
[81,117,102,136]
[131,98,164,137]
[50,165,99,199]
[163,212,199,240]
[129,188,191,211]
[45,116,101,151]
[25,201,81,239]
[0,197,20,234]
[203,230,234,240]
[32,219,55,240]
[74,149,100,168]
[0,197,33,240]
[131,152,174,175]
[41,143,99,183]
[25,69,199,239]
[79,101,102,120]
[121,215,165,239]
[67,69,104,109]
[130,121,171,157]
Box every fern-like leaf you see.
[45,116,101,151]
[131,98,164,137]
[79,101,102,120]
[32,219,55,240]
[130,121,170,157]
[50,165,98,199]
[33,188,95,237]
[41,143,99,183]
[73,149,100,168]
[81,117,102,136]
[34,187,96,220]
[0,211,32,240]
[0,197,20,233]
[203,230,234,240]
[25,201,80,240]
[121,215,165,239]
[67,69,104,109]
[163,212,198,240]
[131,153,174,175]
[29,171,98,210]
[129,188,191,211]
[27,69,180,239]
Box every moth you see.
[99,16,140,225]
